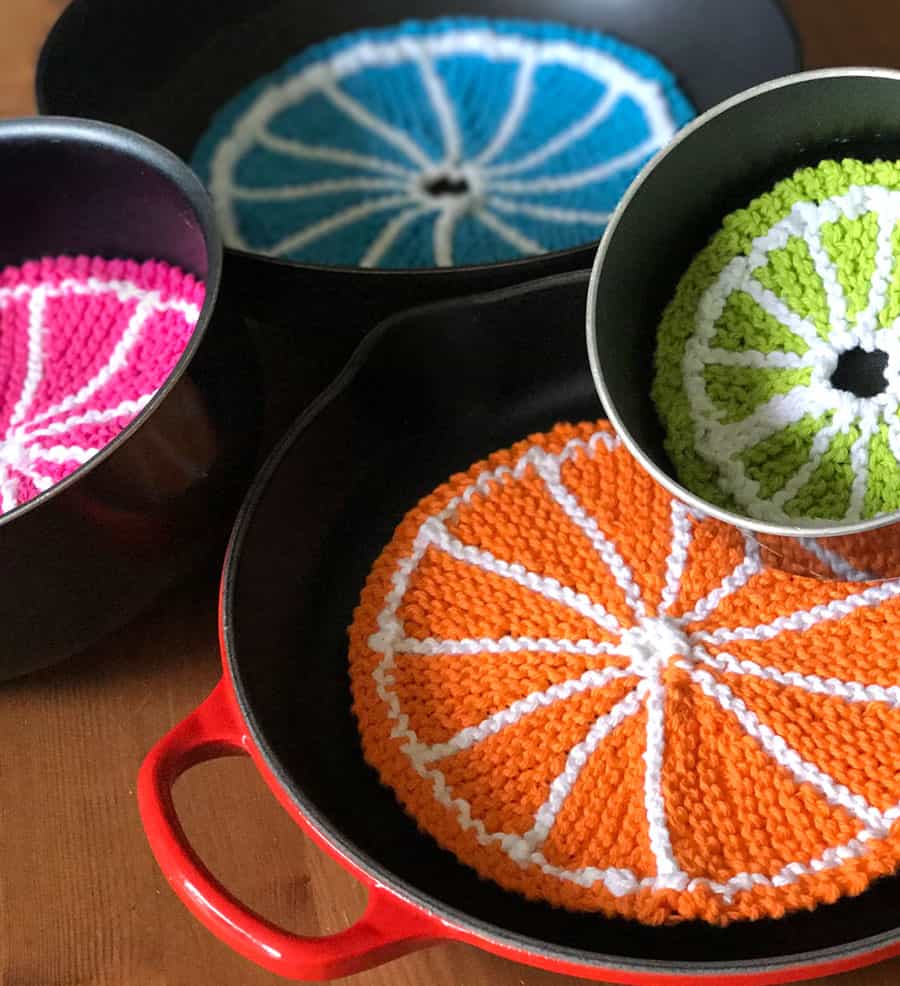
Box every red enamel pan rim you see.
[143,300,899,983]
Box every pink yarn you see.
[0,256,205,514]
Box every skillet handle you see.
[137,680,443,981]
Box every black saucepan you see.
[35,0,801,446]
[140,271,900,983]
[0,117,260,679]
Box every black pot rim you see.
[0,115,222,531]
[220,270,900,979]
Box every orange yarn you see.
[348,421,900,925]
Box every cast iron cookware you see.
[140,272,900,983]
[588,67,900,579]
[0,118,259,679]
[36,0,801,447]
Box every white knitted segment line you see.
[535,452,646,620]
[642,676,685,886]
[491,136,660,194]
[678,533,762,625]
[24,294,157,431]
[0,278,201,322]
[322,81,435,169]
[489,196,611,226]
[0,473,15,512]
[476,209,546,256]
[28,444,100,466]
[432,206,461,267]
[801,218,848,336]
[695,347,812,370]
[391,635,628,658]
[851,194,900,345]
[879,329,900,399]
[485,84,623,178]
[473,50,537,167]
[517,681,648,857]
[361,206,433,268]
[847,411,878,521]
[367,427,900,901]
[256,127,414,177]
[767,418,843,516]
[691,646,900,708]
[659,500,692,614]
[423,517,623,635]
[8,287,47,430]
[268,195,414,257]
[703,389,825,466]
[415,50,463,165]
[417,665,639,765]
[7,461,54,496]
[689,666,889,833]
[693,578,900,647]
[229,176,407,200]
[20,396,154,441]
[795,537,875,582]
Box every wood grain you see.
[1,1,900,983]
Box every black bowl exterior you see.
[221,273,899,980]
[0,118,260,677]
[35,0,801,449]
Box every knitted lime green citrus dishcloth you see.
[653,158,900,526]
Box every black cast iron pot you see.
[35,0,802,446]
[0,117,260,678]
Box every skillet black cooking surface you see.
[223,271,900,973]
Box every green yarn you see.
[653,157,900,525]
[784,423,859,520]
[864,422,900,516]
[753,239,830,339]
[879,222,900,328]
[820,213,879,320]
[709,290,809,355]
[739,414,824,499]
[703,365,813,424]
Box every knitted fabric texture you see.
[191,18,693,269]
[654,158,900,526]
[349,420,900,926]
[0,256,203,513]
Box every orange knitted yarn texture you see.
[348,421,900,925]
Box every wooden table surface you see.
[2,1,900,984]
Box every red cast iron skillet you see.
[35,0,801,448]
[0,117,260,679]
[139,272,900,984]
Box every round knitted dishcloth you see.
[349,420,900,925]
[0,256,204,514]
[192,18,693,269]
[654,158,900,527]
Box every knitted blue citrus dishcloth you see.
[191,18,694,269]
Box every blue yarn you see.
[192,18,694,269]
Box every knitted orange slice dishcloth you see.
[348,420,900,925]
